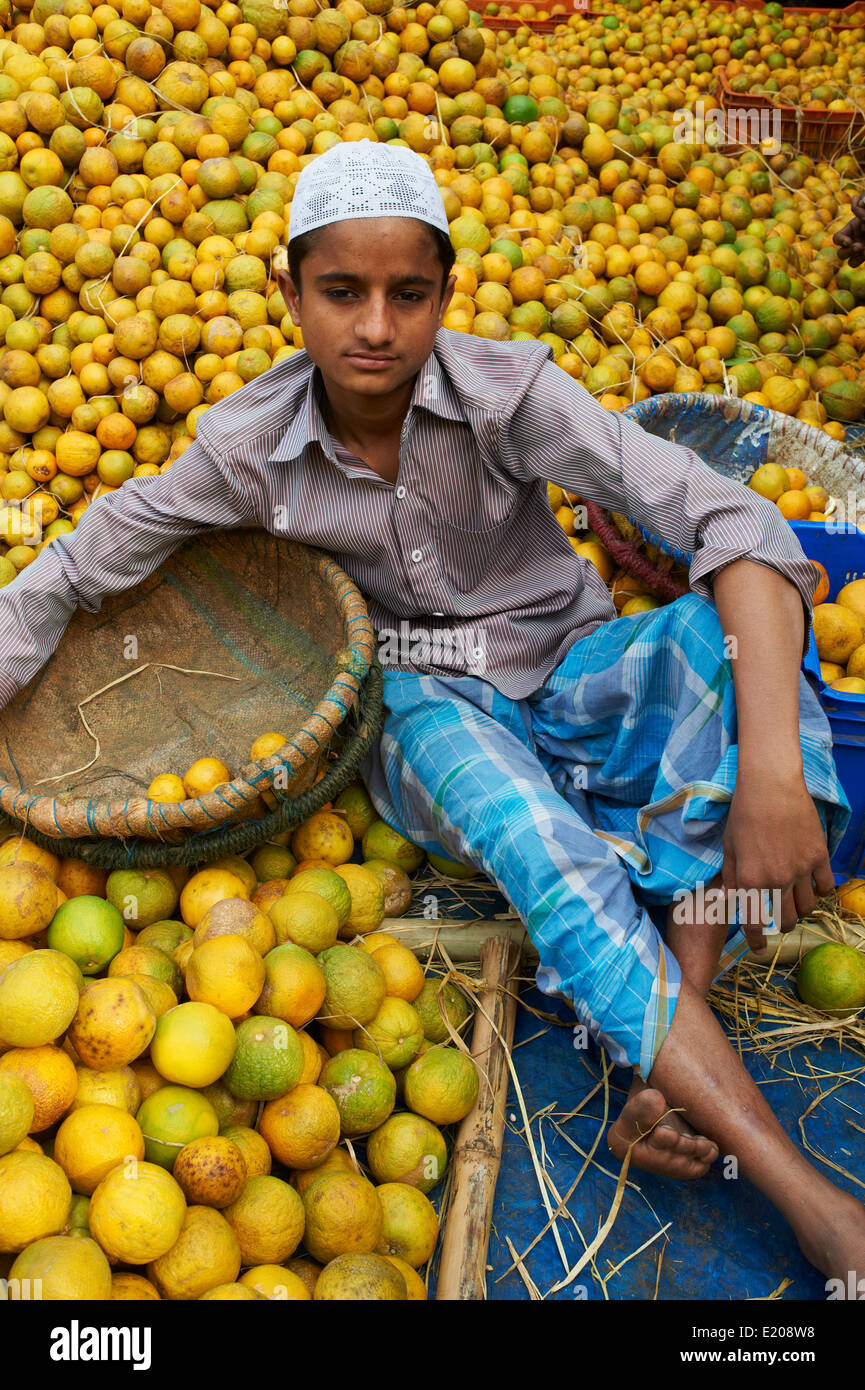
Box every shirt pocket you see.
[421,455,524,533]
[429,502,527,593]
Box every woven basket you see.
[0,530,381,867]
[622,392,865,559]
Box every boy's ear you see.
[438,272,456,327]
[274,264,301,326]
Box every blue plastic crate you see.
[790,520,865,881]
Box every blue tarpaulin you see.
[483,984,864,1301]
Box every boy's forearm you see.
[711,558,807,779]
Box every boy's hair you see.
[288,221,455,298]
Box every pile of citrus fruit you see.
[0,0,862,585]
[811,572,865,694]
[0,786,482,1300]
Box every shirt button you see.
[396,486,406,498]
[411,549,423,563]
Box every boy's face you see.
[276,217,455,401]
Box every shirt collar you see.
[271,343,466,464]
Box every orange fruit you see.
[179,869,250,928]
[776,489,811,521]
[0,1045,77,1131]
[68,978,156,1069]
[296,1029,323,1084]
[185,934,265,1018]
[53,1104,145,1195]
[403,1048,479,1125]
[171,1135,248,1209]
[313,1252,406,1300]
[290,1145,358,1198]
[837,878,865,918]
[259,1083,341,1169]
[254,942,326,1028]
[748,463,789,502]
[812,561,831,606]
[367,943,425,1002]
[375,1182,439,1268]
[291,812,354,867]
[222,1174,305,1266]
[302,1170,383,1265]
[219,1124,272,1178]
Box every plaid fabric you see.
[362,594,850,1079]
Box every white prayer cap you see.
[287,139,450,243]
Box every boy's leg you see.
[614,976,865,1282]
[608,872,729,1178]
[364,674,865,1281]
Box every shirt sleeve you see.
[0,437,261,707]
[502,358,818,645]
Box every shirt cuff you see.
[688,546,816,659]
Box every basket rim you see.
[0,540,377,842]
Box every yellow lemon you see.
[54,1103,145,1195]
[0,1071,34,1156]
[150,1000,238,1086]
[182,757,231,797]
[222,1174,305,1266]
[291,811,354,866]
[146,1205,241,1300]
[0,951,80,1047]
[179,868,250,928]
[185,935,265,1018]
[10,1235,112,1299]
[238,1264,311,1300]
[0,1151,72,1252]
[89,1161,186,1265]
[333,864,386,937]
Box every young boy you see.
[0,141,862,1288]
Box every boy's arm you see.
[0,438,260,706]
[713,560,835,940]
[504,358,818,654]
[507,361,834,934]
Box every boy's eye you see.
[322,288,425,302]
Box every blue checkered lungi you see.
[361,594,850,1079]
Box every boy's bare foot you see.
[607,1075,719,1179]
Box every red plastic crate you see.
[716,66,865,162]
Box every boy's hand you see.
[834,193,865,266]
[722,770,835,949]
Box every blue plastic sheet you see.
[482,985,864,1301]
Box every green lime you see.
[502,94,538,124]
[286,868,351,929]
[361,820,425,874]
[136,1085,219,1170]
[46,896,126,975]
[223,1016,304,1101]
[797,943,865,1017]
[412,978,471,1044]
[318,1048,396,1137]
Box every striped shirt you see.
[0,329,817,704]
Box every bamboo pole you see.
[379,917,538,964]
[435,931,522,1301]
